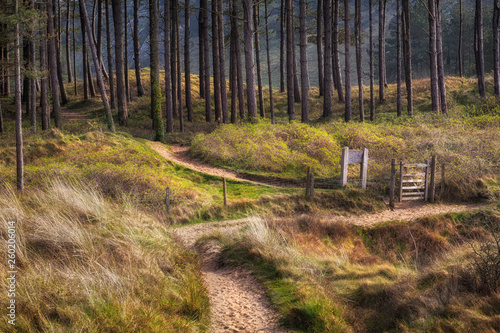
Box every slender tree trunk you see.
[428,0,440,113]
[41,32,50,130]
[112,0,128,125]
[219,0,228,123]
[149,0,163,140]
[436,0,447,114]
[106,0,115,109]
[344,0,351,122]
[97,0,108,79]
[14,0,24,191]
[459,0,463,77]
[185,0,193,121]
[292,7,301,103]
[54,0,68,105]
[80,0,115,131]
[299,0,309,123]
[235,4,245,120]
[402,0,413,115]
[66,0,73,83]
[199,9,205,99]
[323,0,333,117]
[286,0,295,120]
[254,2,265,118]
[201,0,211,121]
[474,0,485,98]
[30,0,37,133]
[280,0,285,92]
[369,0,375,120]
[243,0,257,119]
[493,0,500,96]
[48,0,62,128]
[124,0,130,102]
[265,0,274,123]
[355,0,363,122]
[212,0,221,123]
[230,0,237,123]
[134,0,145,96]
[175,0,183,132]
[87,56,96,96]
[378,0,386,103]
[164,0,173,132]
[73,0,77,95]
[317,0,324,97]
[333,0,343,102]
[396,0,402,117]
[170,0,177,118]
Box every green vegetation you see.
[0,179,209,332]
[211,208,500,332]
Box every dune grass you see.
[210,208,500,332]
[0,179,210,332]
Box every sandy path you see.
[326,201,487,226]
[173,219,287,333]
[148,141,263,185]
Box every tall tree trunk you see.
[40,30,50,130]
[436,0,447,114]
[396,0,402,117]
[149,0,163,140]
[235,4,245,120]
[66,0,73,83]
[112,0,128,125]
[474,0,485,98]
[97,0,108,80]
[212,0,221,123]
[80,0,115,131]
[175,0,183,132]
[105,0,115,109]
[355,0,363,122]
[344,0,351,122]
[323,0,333,117]
[280,0,285,92]
[198,9,205,99]
[299,0,309,123]
[333,0,343,102]
[30,0,37,133]
[369,0,375,120]
[134,0,145,96]
[230,0,238,123]
[402,0,413,115]
[73,0,77,95]
[164,0,173,132]
[459,0,463,77]
[285,0,295,120]
[201,0,211,121]
[317,0,324,97]
[124,0,130,102]
[378,0,386,103]
[265,0,274,123]
[292,7,301,103]
[243,0,257,119]
[54,0,68,105]
[82,0,90,100]
[254,2,265,118]
[87,56,96,97]
[219,0,228,123]
[493,0,500,96]
[170,0,177,118]
[48,0,62,128]
[14,0,24,191]
[428,0,440,113]
[185,0,193,121]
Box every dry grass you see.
[0,179,209,332]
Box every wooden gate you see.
[399,160,431,201]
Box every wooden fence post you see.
[305,166,311,199]
[360,148,368,189]
[340,147,349,187]
[399,161,404,202]
[310,172,314,198]
[390,159,396,209]
[424,159,430,201]
[223,177,227,207]
[440,163,446,197]
[429,156,437,203]
[165,187,170,214]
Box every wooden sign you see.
[340,147,369,189]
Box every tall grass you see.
[0,179,209,332]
